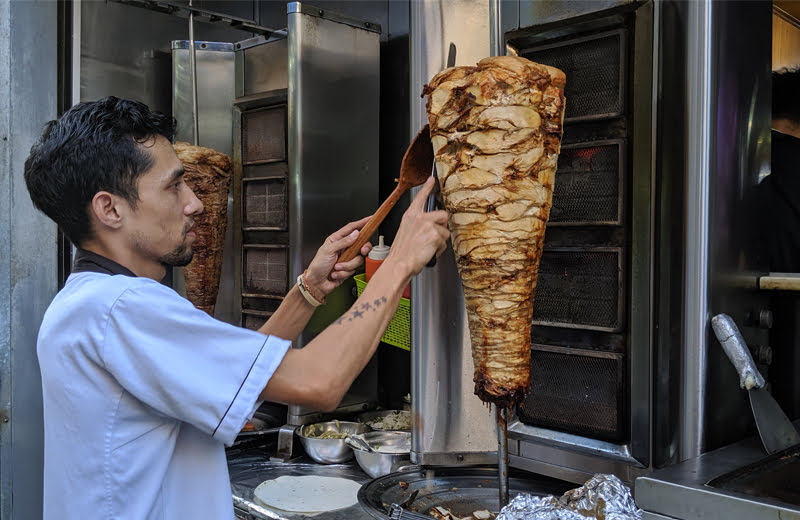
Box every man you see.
[749,67,800,272]
[24,96,449,519]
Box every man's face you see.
[126,136,203,268]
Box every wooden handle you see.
[338,184,408,263]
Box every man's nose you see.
[185,188,204,216]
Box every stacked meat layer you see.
[423,56,566,408]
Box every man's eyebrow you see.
[166,167,185,184]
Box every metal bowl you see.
[296,421,371,464]
[350,431,412,478]
[356,409,412,431]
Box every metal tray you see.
[707,444,800,506]
[358,466,573,520]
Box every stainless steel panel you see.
[409,0,496,466]
[679,0,713,464]
[80,0,250,111]
[240,37,288,97]
[636,424,800,520]
[285,3,380,424]
[0,1,56,517]
[172,40,235,154]
[518,0,636,29]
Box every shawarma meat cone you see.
[173,142,233,316]
[423,56,566,408]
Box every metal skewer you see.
[188,0,200,145]
[496,405,509,508]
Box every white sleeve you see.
[101,280,291,446]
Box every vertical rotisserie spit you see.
[423,56,566,409]
[173,142,233,316]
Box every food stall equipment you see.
[410,0,777,489]
[230,3,381,460]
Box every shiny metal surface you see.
[79,0,249,112]
[636,423,800,520]
[517,0,637,29]
[679,0,712,463]
[172,39,237,324]
[0,3,55,517]
[296,421,370,464]
[188,0,199,145]
[285,2,380,425]
[350,431,412,478]
[409,0,496,467]
[698,0,772,454]
[497,407,510,507]
[229,455,373,520]
[359,466,572,520]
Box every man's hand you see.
[304,216,373,297]
[385,176,450,278]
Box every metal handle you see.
[389,504,432,520]
[710,313,766,390]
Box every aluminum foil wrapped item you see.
[496,474,642,520]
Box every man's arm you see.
[257,216,371,341]
[260,177,449,410]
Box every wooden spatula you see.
[337,124,434,263]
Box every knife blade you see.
[424,42,457,268]
[711,313,800,454]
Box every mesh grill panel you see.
[533,250,622,331]
[518,347,625,441]
[523,32,623,120]
[551,143,621,225]
[242,311,273,331]
[243,247,288,296]
[243,179,287,229]
[242,106,286,163]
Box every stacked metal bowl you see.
[295,421,370,464]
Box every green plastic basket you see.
[353,273,410,351]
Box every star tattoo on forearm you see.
[335,296,389,325]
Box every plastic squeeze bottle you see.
[365,235,410,298]
[365,235,390,282]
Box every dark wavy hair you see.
[773,66,800,125]
[24,96,176,246]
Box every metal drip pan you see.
[358,466,572,519]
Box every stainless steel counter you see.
[635,425,800,520]
[229,455,374,520]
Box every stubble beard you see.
[160,242,194,267]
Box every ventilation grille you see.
[522,30,625,121]
[550,141,624,225]
[532,249,623,332]
[242,106,286,164]
[243,178,287,230]
[242,246,288,297]
[518,345,625,442]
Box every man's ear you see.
[90,191,124,230]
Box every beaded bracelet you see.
[297,270,326,307]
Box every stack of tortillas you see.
[253,475,362,514]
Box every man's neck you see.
[773,118,800,139]
[79,240,167,281]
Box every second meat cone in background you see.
[173,142,233,316]
[423,56,566,408]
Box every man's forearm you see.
[257,285,317,341]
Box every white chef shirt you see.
[37,270,291,519]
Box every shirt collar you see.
[71,248,137,277]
